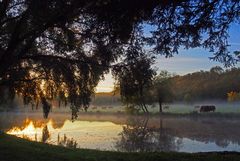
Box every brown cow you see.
[200,105,216,112]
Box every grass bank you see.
[0,133,240,161]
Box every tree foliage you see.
[227,91,240,102]
[0,0,239,117]
[112,41,156,113]
[170,67,240,101]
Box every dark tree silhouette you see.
[0,0,239,117]
[113,40,156,113]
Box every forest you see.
[170,66,240,102]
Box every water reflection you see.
[116,117,182,152]
[57,134,78,148]
[42,125,50,143]
[3,113,240,152]
[6,118,123,150]
[7,119,56,141]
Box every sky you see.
[96,23,240,93]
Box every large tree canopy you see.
[0,0,239,117]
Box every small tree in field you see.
[152,71,173,113]
[113,55,156,113]
[183,93,193,104]
[227,91,240,102]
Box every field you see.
[70,102,240,114]
[148,103,240,114]
[1,101,240,115]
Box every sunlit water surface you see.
[2,112,240,152]
[7,119,123,150]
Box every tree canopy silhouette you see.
[112,39,156,113]
[0,0,239,117]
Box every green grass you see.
[148,104,240,114]
[86,103,240,114]
[0,133,240,161]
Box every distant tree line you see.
[171,66,240,102]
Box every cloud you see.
[157,57,206,63]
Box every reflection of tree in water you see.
[156,119,182,152]
[215,139,230,148]
[116,117,182,152]
[57,134,78,149]
[116,117,152,152]
[182,118,237,148]
[22,134,32,141]
[30,124,77,148]
[41,125,50,143]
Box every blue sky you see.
[152,23,240,74]
[96,23,240,92]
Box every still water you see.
[1,112,240,152]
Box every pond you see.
[1,112,240,152]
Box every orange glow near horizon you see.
[96,74,114,93]
[95,86,114,93]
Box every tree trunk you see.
[140,104,146,113]
[159,100,162,113]
[143,103,149,114]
